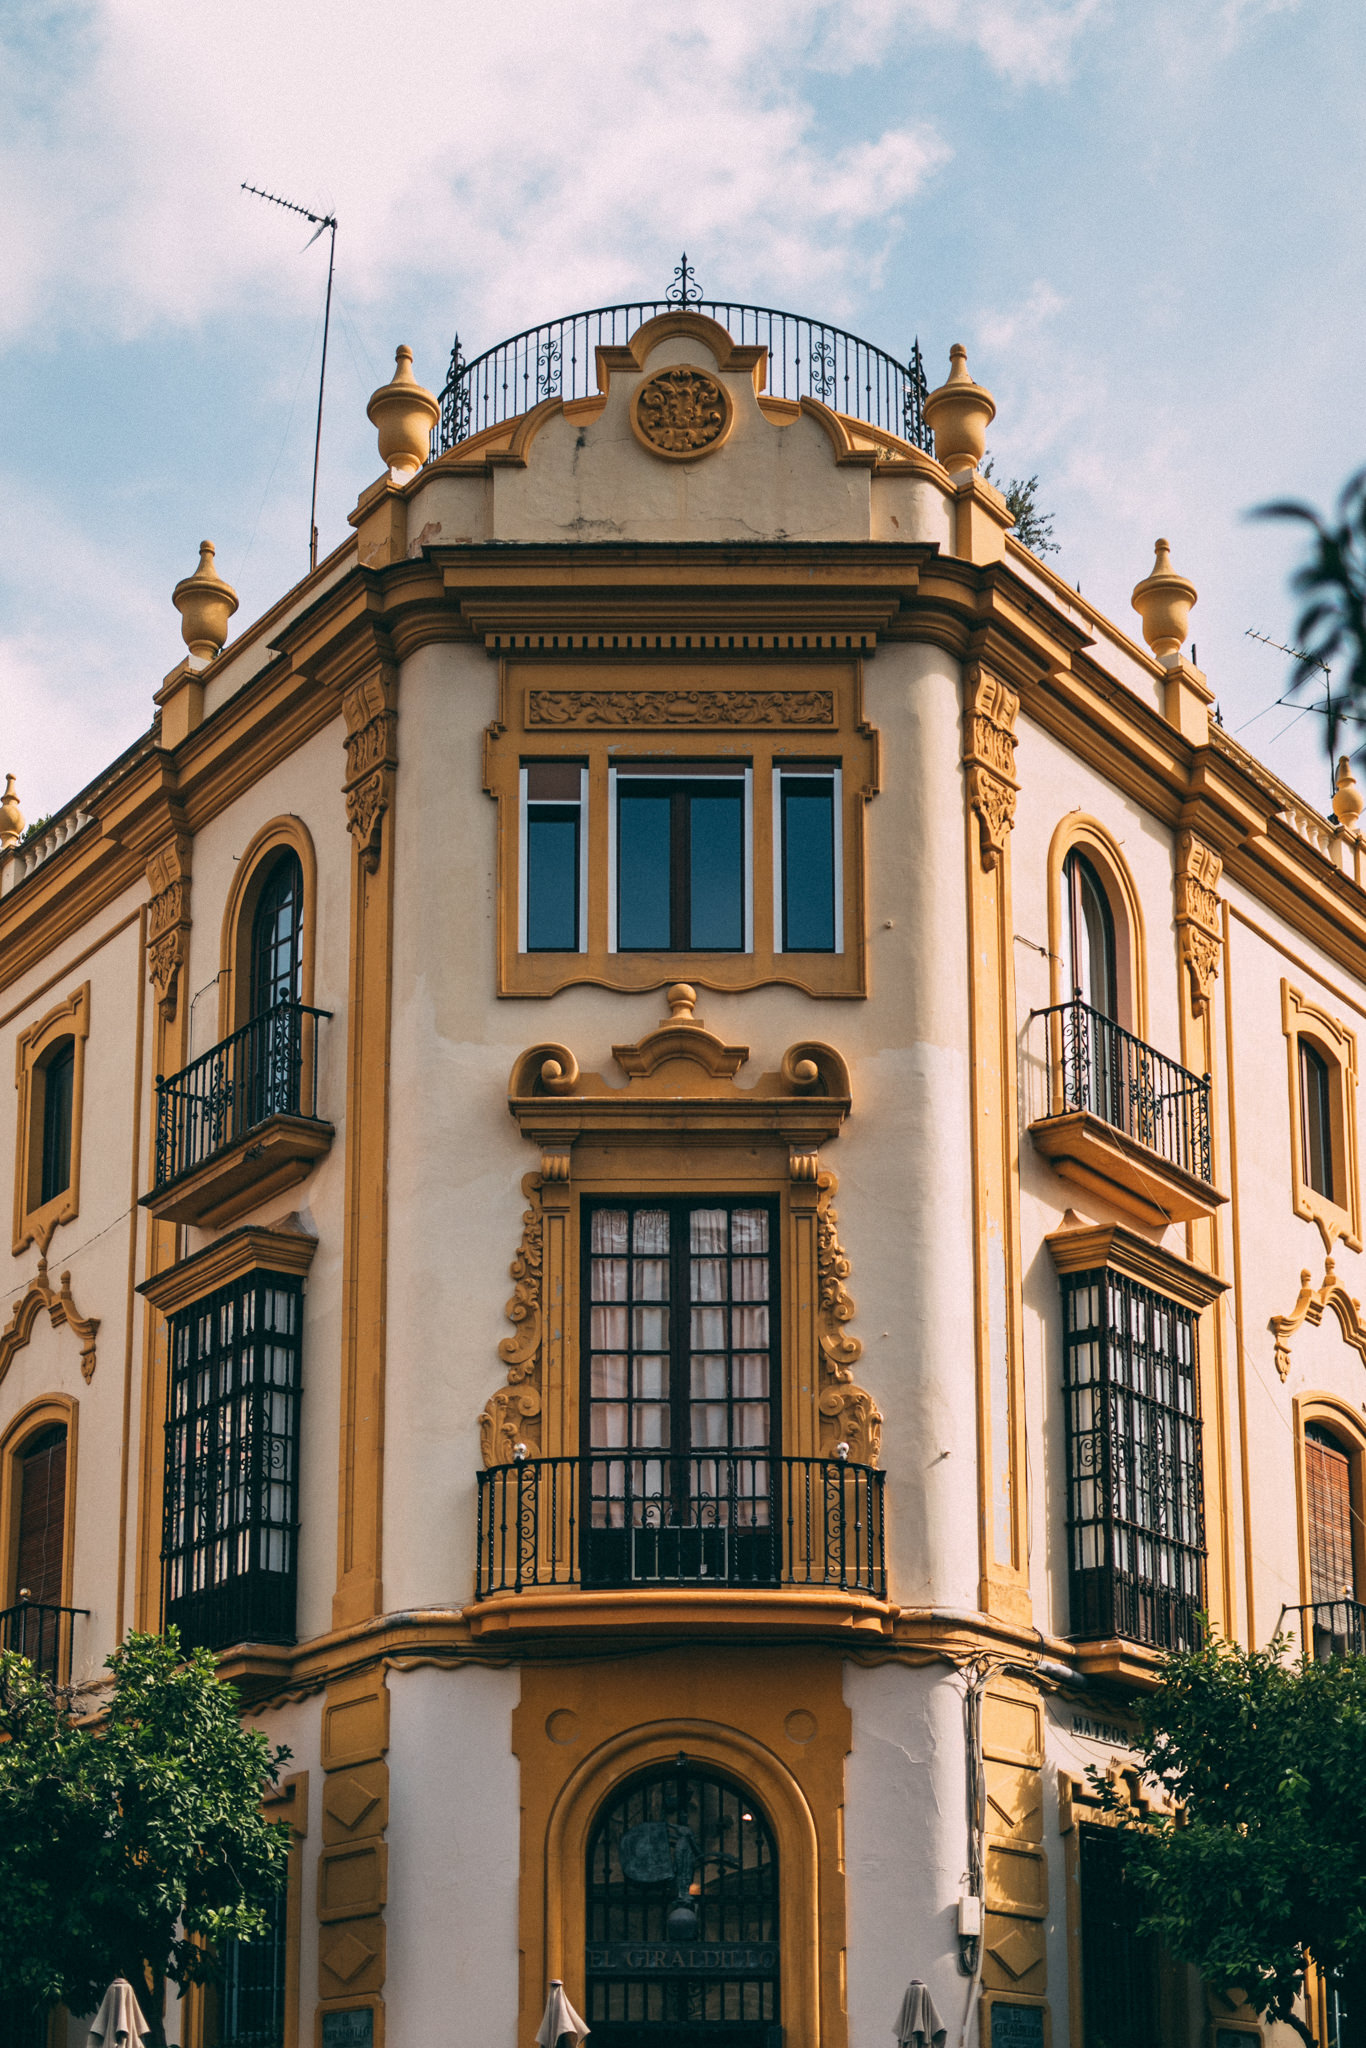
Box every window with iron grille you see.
[1061,1268,1204,1651]
[1078,1824,1159,2048]
[162,1273,302,1654]
[218,1884,288,2048]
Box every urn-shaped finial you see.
[0,774,24,849]
[1131,538,1197,659]
[172,542,238,663]
[1333,755,1365,829]
[923,343,996,474]
[366,346,440,480]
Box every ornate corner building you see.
[2,283,1363,2048]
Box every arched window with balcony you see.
[249,848,304,1018]
[1065,848,1119,1020]
[1299,1408,1364,1659]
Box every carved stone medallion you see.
[631,365,733,461]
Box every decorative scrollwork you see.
[480,1174,547,1464]
[0,1249,99,1388]
[962,666,1020,873]
[528,689,833,729]
[665,251,703,306]
[631,367,732,460]
[1175,830,1223,1015]
[813,1171,883,1466]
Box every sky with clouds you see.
[1,0,1361,822]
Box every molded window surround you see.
[0,1394,78,1618]
[217,817,318,1039]
[485,658,878,999]
[12,983,89,1256]
[1282,982,1361,1254]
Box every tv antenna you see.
[1243,627,1344,778]
[242,183,338,572]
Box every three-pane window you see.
[518,760,843,956]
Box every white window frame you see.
[519,763,589,955]
[608,762,752,955]
[773,763,843,955]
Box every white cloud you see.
[814,0,1106,87]
[0,1,948,345]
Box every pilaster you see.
[317,1668,389,2044]
[962,665,1031,1626]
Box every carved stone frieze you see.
[145,834,192,1019]
[480,1174,546,1465]
[527,689,835,729]
[961,667,1020,872]
[1175,830,1224,1014]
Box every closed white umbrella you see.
[894,1979,947,2048]
[535,1978,590,2047]
[88,1979,150,2047]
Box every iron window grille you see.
[162,1272,302,1653]
[1078,1823,1160,2048]
[1062,1268,1205,1652]
[218,1884,288,2048]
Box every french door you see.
[582,1199,779,1587]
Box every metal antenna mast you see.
[1244,628,1340,792]
[242,184,338,572]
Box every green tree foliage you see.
[1253,468,1366,758]
[1099,1632,1366,2046]
[0,1629,290,2047]
[981,457,1059,558]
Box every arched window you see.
[249,851,304,1017]
[1064,850,1118,1018]
[585,1763,779,2043]
[13,1423,66,1608]
[1300,1040,1336,1202]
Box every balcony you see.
[1030,999,1224,1227]
[1287,1597,1366,1661]
[0,1599,88,1685]
[144,999,332,1228]
[473,1451,886,1631]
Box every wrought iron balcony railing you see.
[1042,998,1213,1185]
[475,1451,885,1601]
[153,999,329,1190]
[1286,1597,1366,1660]
[435,256,931,457]
[0,1599,88,1685]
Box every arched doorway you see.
[585,1759,781,2046]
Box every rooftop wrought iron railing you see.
[435,255,931,457]
[0,1599,88,1686]
[1042,997,1214,1185]
[1285,1597,1366,1661]
[475,1450,885,1601]
[153,998,329,1190]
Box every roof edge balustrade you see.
[432,257,931,458]
[142,998,332,1228]
[1030,998,1226,1226]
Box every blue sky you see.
[2,0,1362,822]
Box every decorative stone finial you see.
[366,346,440,480]
[665,983,698,1021]
[0,774,24,849]
[1333,755,1365,830]
[1131,538,1197,661]
[172,542,238,664]
[923,343,996,474]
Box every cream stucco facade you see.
[1,299,1362,2048]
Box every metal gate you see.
[586,1760,781,2047]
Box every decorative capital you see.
[145,834,192,1020]
[341,666,398,874]
[1175,829,1223,1014]
[962,665,1020,872]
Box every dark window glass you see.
[525,763,583,951]
[249,853,303,1017]
[780,773,836,951]
[582,1199,776,1586]
[162,1273,302,1654]
[39,1038,74,1205]
[218,1883,288,2048]
[617,773,745,952]
[585,1764,779,2036]
[1065,850,1118,1017]
[1062,1268,1204,1653]
[1079,1824,1159,2048]
[1300,1040,1335,1201]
